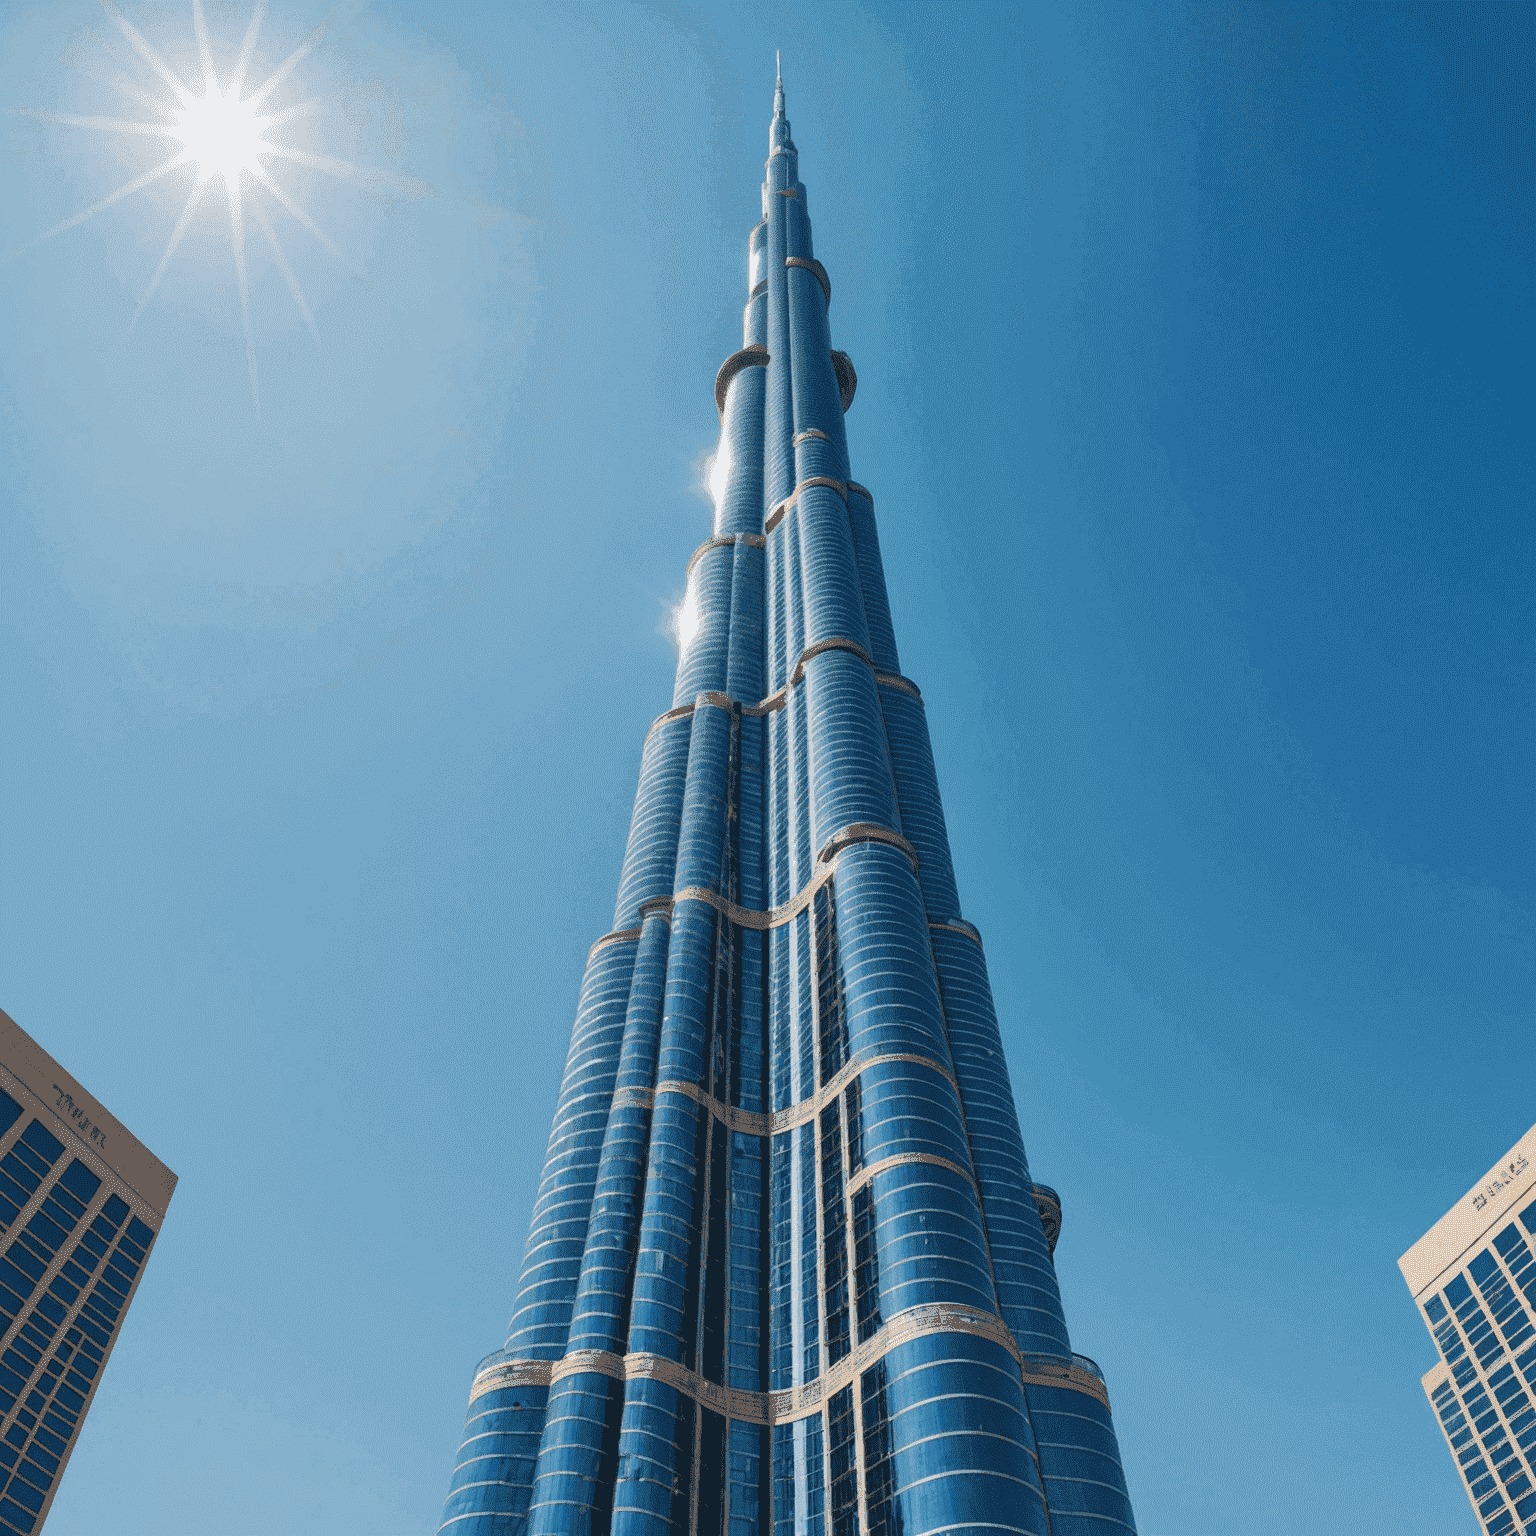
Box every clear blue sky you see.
[1,2,1530,1533]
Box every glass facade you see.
[0,1009,175,1534]
[439,67,1137,1536]
[1405,1135,1536,1536]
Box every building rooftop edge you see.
[1398,1119,1536,1300]
[0,1006,177,1220]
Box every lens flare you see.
[672,585,701,651]
[707,439,732,511]
[12,1,423,411]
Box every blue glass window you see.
[17,1127,60,1169]
[55,1162,100,1206]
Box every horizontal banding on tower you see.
[765,474,848,533]
[585,819,921,955]
[644,632,922,740]
[930,916,983,947]
[606,1046,963,1139]
[816,820,916,869]
[684,530,767,580]
[469,1302,1112,1419]
[786,255,831,304]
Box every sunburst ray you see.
[228,0,267,98]
[226,172,259,410]
[113,76,180,117]
[250,193,317,342]
[259,141,430,198]
[130,168,211,330]
[10,108,180,139]
[13,149,191,255]
[99,0,195,109]
[245,23,326,113]
[257,141,355,179]
[255,98,322,132]
[248,159,346,264]
[191,0,218,94]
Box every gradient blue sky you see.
[1,3,1531,1533]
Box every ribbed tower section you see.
[438,68,1138,1536]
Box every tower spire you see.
[773,51,785,119]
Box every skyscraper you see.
[0,1008,176,1535]
[1399,1124,1536,1536]
[440,69,1137,1536]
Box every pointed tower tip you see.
[773,50,786,120]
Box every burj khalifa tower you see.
[438,65,1138,1536]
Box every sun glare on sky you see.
[11,0,394,414]
[707,439,732,511]
[673,584,701,651]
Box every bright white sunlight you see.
[12,0,381,413]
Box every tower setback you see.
[439,70,1138,1536]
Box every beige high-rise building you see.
[1400,1123,1536,1536]
[0,1009,176,1534]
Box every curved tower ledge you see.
[786,255,831,304]
[831,348,857,409]
[1032,1182,1063,1257]
[715,343,769,414]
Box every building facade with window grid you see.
[1401,1123,1536,1536]
[438,67,1138,1536]
[0,1009,176,1534]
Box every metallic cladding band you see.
[641,647,924,746]
[876,671,923,701]
[598,822,918,969]
[684,530,768,581]
[714,344,769,416]
[815,820,915,868]
[587,926,641,961]
[845,1150,973,1199]
[764,474,871,534]
[668,842,876,928]
[606,1047,961,1140]
[929,917,983,948]
[793,428,830,444]
[765,475,847,535]
[469,1302,1112,1419]
[786,256,831,305]
[641,688,777,746]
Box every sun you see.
[176,86,264,184]
[10,0,403,414]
